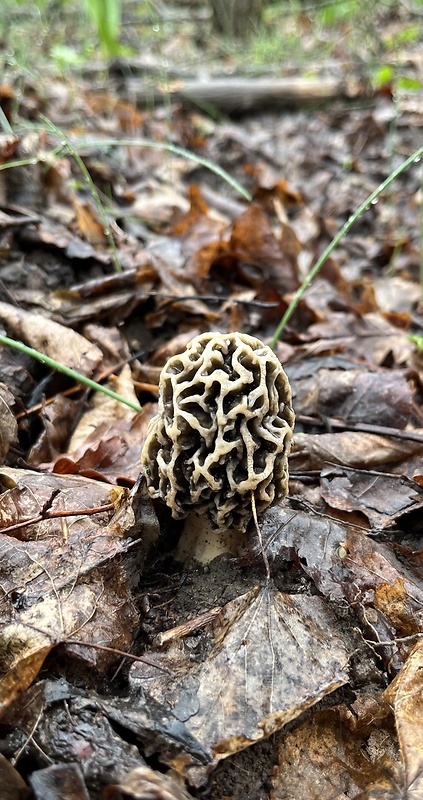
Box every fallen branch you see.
[121,75,370,114]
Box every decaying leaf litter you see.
[0,21,423,800]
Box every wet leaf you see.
[27,395,81,465]
[258,503,423,668]
[29,764,90,800]
[384,641,423,796]
[0,753,30,800]
[291,368,413,429]
[52,405,155,483]
[2,679,145,796]
[105,766,194,800]
[72,194,108,246]
[129,585,349,762]
[0,624,54,718]
[229,204,299,294]
[0,302,102,376]
[304,313,415,367]
[0,394,17,462]
[271,708,398,800]
[320,467,423,529]
[291,431,423,475]
[0,468,157,712]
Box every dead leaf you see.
[27,395,80,465]
[2,680,145,796]
[271,708,398,800]
[0,752,30,800]
[19,217,112,263]
[0,394,17,462]
[131,179,190,228]
[169,185,210,236]
[51,405,156,483]
[0,301,102,376]
[384,641,423,797]
[291,368,413,429]
[0,623,54,717]
[304,313,415,367]
[320,467,423,529]
[0,468,158,712]
[29,763,90,800]
[373,276,421,315]
[258,503,423,669]
[253,177,303,208]
[129,585,349,762]
[291,431,423,474]
[105,766,194,800]
[72,194,108,246]
[229,204,298,294]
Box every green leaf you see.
[371,64,394,89]
[409,334,423,352]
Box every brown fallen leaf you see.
[27,395,81,465]
[304,312,415,367]
[105,766,194,800]
[19,216,112,263]
[72,194,108,246]
[0,301,102,376]
[320,467,423,529]
[291,430,423,475]
[257,503,423,670]
[51,405,156,484]
[253,176,304,208]
[169,184,211,236]
[0,624,53,719]
[271,707,398,800]
[291,368,413,429]
[0,394,17,463]
[129,584,349,762]
[49,271,155,328]
[384,641,423,797]
[0,752,30,800]
[29,368,153,483]
[2,679,145,792]
[131,179,190,229]
[229,203,299,294]
[29,763,90,800]
[0,467,158,713]
[373,275,421,314]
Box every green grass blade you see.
[0,334,141,413]
[269,145,423,348]
[40,115,123,272]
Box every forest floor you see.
[0,3,422,800]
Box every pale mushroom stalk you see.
[141,332,295,564]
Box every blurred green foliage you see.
[0,0,423,85]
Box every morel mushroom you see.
[141,332,294,534]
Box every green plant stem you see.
[40,116,123,273]
[409,334,423,352]
[270,144,423,348]
[64,136,252,202]
[420,162,423,295]
[0,334,142,413]
[0,105,14,135]
[0,127,252,202]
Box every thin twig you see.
[296,414,423,443]
[1,502,115,536]
[64,639,172,673]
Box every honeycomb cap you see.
[141,332,295,531]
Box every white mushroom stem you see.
[175,513,248,564]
